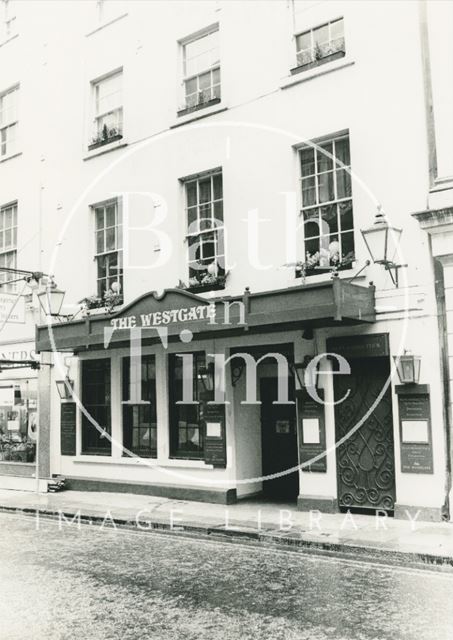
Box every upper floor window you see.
[0,201,17,291]
[0,85,18,158]
[89,70,123,150]
[298,135,354,277]
[184,170,225,292]
[1,0,17,41]
[179,27,220,115]
[93,199,123,299]
[294,18,345,72]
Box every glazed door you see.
[333,357,396,512]
[260,378,299,500]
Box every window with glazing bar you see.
[81,359,111,455]
[169,352,212,459]
[184,170,225,290]
[93,199,123,299]
[90,70,123,148]
[299,135,354,275]
[0,201,17,291]
[295,18,345,69]
[0,85,18,157]
[122,355,157,458]
[180,27,220,112]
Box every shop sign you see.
[0,346,37,362]
[326,334,389,359]
[60,401,77,456]
[203,403,226,468]
[0,293,26,324]
[110,303,215,330]
[396,385,433,474]
[0,385,15,406]
[297,389,327,472]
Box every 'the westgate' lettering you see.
[110,304,215,329]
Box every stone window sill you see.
[85,13,128,37]
[280,59,355,90]
[171,103,227,129]
[0,152,22,164]
[83,139,127,161]
[72,456,213,469]
[0,33,19,48]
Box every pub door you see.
[260,378,299,500]
[333,357,396,513]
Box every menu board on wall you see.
[296,389,327,472]
[60,402,77,456]
[203,403,226,468]
[396,386,433,474]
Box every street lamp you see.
[361,205,407,287]
[393,350,421,384]
[37,282,66,317]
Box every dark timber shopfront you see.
[37,279,438,514]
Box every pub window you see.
[298,134,354,277]
[81,358,111,455]
[93,198,123,300]
[122,355,157,458]
[179,26,220,115]
[169,352,211,459]
[0,201,17,291]
[184,170,225,292]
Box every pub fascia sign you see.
[110,303,216,330]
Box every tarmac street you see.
[1,511,453,640]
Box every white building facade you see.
[1,0,450,520]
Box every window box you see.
[290,48,345,75]
[177,96,221,118]
[88,131,123,151]
[295,259,354,280]
[186,278,226,294]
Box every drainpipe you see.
[433,254,452,520]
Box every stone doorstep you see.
[2,505,453,572]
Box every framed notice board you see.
[203,403,227,468]
[60,402,76,456]
[396,385,433,474]
[296,389,327,472]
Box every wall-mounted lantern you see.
[55,377,74,400]
[290,355,318,389]
[393,351,421,385]
[197,363,215,393]
[37,281,66,317]
[361,205,407,287]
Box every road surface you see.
[0,512,452,639]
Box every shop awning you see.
[0,359,40,371]
[35,279,376,354]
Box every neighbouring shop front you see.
[0,341,39,490]
[35,281,448,519]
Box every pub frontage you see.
[35,278,448,520]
